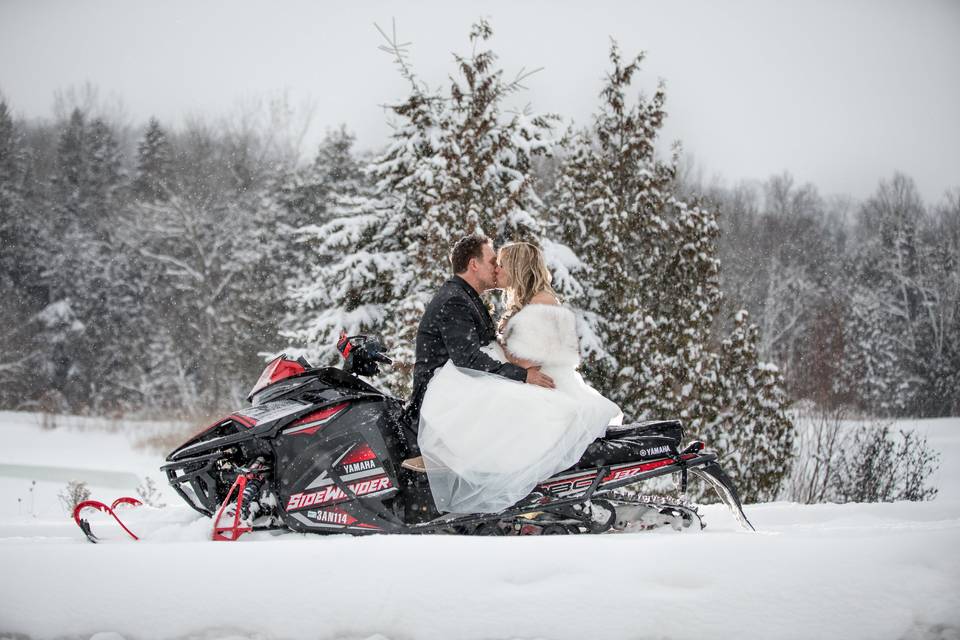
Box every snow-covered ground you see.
[1,411,958,640]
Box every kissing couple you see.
[403,233,623,514]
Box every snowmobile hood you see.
[166,396,363,463]
[167,366,390,464]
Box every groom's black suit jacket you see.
[402,275,527,455]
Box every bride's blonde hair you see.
[498,242,559,330]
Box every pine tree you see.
[284,20,557,395]
[549,43,793,501]
[442,20,555,243]
[282,192,405,377]
[39,109,95,404]
[549,43,676,405]
[837,286,914,415]
[543,130,606,366]
[0,101,27,280]
[0,100,44,400]
[132,117,173,202]
[85,117,124,220]
[77,116,140,409]
[706,311,794,502]
[269,126,369,288]
[273,126,366,232]
[32,110,147,410]
[284,28,449,391]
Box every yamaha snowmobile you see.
[75,335,754,542]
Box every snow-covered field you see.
[1,411,958,640]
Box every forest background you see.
[0,18,956,503]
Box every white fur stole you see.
[504,304,580,368]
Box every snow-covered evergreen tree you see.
[268,126,370,289]
[283,192,404,375]
[541,130,605,366]
[43,112,155,410]
[0,100,43,400]
[284,20,557,395]
[441,20,555,243]
[549,43,793,500]
[111,118,188,410]
[283,28,452,390]
[706,311,794,501]
[132,117,173,202]
[85,118,124,219]
[549,43,675,404]
[837,287,915,415]
[0,101,28,280]
[36,109,127,407]
[272,126,366,233]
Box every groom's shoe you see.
[401,456,427,472]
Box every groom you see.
[401,233,555,456]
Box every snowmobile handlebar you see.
[338,334,392,377]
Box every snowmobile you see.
[74,334,754,542]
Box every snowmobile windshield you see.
[249,355,307,400]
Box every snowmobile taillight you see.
[248,355,307,399]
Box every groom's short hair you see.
[450,233,491,274]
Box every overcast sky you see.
[1,0,958,202]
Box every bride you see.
[417,242,623,513]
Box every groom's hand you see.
[511,355,538,369]
[525,366,555,389]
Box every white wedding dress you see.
[417,304,623,514]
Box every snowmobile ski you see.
[73,497,143,543]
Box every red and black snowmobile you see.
[75,335,754,542]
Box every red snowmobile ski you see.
[73,497,143,543]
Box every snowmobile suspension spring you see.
[240,475,264,519]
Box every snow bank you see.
[1,412,958,640]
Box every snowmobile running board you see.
[402,451,755,534]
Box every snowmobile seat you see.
[402,421,682,474]
[567,420,684,471]
[606,419,682,442]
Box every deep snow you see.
[1,411,958,640]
